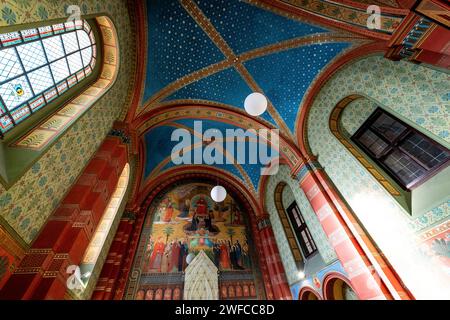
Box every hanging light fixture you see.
[244,92,267,116]
[211,185,227,203]
[298,271,306,280]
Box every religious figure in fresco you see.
[189,214,200,231]
[177,199,191,218]
[242,239,251,269]
[162,201,175,223]
[232,208,242,225]
[137,183,254,278]
[194,197,208,217]
[213,242,221,267]
[154,206,164,222]
[161,242,172,273]
[148,237,165,270]
[145,289,154,300]
[178,240,189,271]
[170,240,181,272]
[219,240,231,270]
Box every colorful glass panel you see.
[0,20,96,135]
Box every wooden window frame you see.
[286,201,318,259]
[352,107,450,190]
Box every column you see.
[294,158,411,300]
[0,137,127,300]
[92,211,136,300]
[256,216,292,300]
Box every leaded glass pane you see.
[0,76,33,110]
[61,32,79,54]
[67,52,83,74]
[65,21,76,32]
[358,129,389,158]
[21,28,40,42]
[0,20,95,135]
[0,31,22,47]
[81,47,93,67]
[50,58,70,83]
[400,133,450,169]
[0,48,23,82]
[383,150,426,186]
[353,108,450,190]
[38,26,53,38]
[371,112,407,142]
[28,66,54,94]
[16,41,47,72]
[42,36,65,62]
[77,30,91,49]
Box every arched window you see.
[330,95,450,217]
[0,16,119,189]
[0,20,96,136]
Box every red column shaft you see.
[298,167,394,300]
[0,137,127,300]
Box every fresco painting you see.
[141,183,253,274]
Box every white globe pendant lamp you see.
[211,185,227,203]
[244,92,268,116]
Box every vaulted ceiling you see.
[133,0,404,195]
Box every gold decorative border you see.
[274,0,404,34]
[137,106,301,169]
[274,182,303,263]
[144,122,258,193]
[329,95,400,196]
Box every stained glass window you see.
[0,20,96,136]
[352,108,450,190]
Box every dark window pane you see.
[286,202,318,259]
[358,129,389,158]
[371,113,407,141]
[383,150,426,186]
[400,133,450,169]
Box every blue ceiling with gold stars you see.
[144,119,278,192]
[143,0,354,191]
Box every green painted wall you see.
[307,55,450,299]
[0,0,136,244]
[340,98,377,136]
[265,165,337,286]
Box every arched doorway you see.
[323,274,358,300]
[299,287,321,300]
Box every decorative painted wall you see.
[307,54,450,299]
[0,0,136,244]
[340,98,377,136]
[126,182,261,300]
[264,165,337,287]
